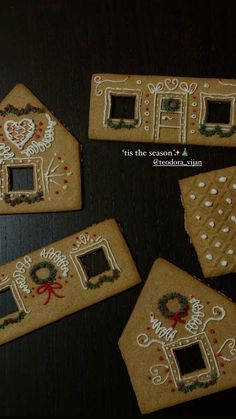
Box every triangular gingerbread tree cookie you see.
[0,84,81,213]
[119,258,236,413]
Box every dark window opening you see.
[79,249,110,278]
[174,343,206,375]
[110,95,136,120]
[8,166,34,191]
[0,288,18,318]
[206,100,231,124]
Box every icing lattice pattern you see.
[180,166,236,277]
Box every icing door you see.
[154,92,187,144]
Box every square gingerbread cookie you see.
[119,258,236,413]
[179,166,236,277]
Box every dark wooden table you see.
[0,0,235,416]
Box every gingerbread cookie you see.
[0,84,81,213]
[89,73,236,147]
[119,258,236,414]
[179,166,236,277]
[0,219,141,346]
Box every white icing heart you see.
[164,78,179,91]
[4,118,35,150]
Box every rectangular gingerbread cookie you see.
[179,166,236,277]
[89,73,236,146]
[0,84,82,213]
[0,219,141,346]
[119,258,236,413]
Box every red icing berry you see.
[168,379,172,384]
[55,191,59,195]
[159,356,164,361]
[213,338,218,344]
[64,166,68,170]
[210,329,215,334]
[64,179,68,184]
[58,156,61,160]
[171,389,175,393]
[146,326,151,331]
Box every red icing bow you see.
[169,309,189,328]
[36,281,64,305]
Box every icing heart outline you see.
[217,338,236,362]
[149,363,170,385]
[164,78,179,91]
[4,118,35,150]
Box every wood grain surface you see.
[0,0,235,416]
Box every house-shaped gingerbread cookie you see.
[0,84,81,213]
[119,258,236,413]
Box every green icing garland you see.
[199,124,236,138]
[3,191,43,207]
[106,118,139,129]
[0,104,44,117]
[0,311,26,330]
[178,372,218,393]
[86,269,120,290]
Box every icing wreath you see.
[158,292,189,328]
[30,261,57,284]
[30,261,64,305]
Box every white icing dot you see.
[201,234,208,240]
[222,226,230,233]
[214,241,222,248]
[190,194,196,200]
[136,79,142,85]
[221,260,228,267]
[210,188,218,195]
[203,83,209,88]
[218,209,224,215]
[206,253,213,261]
[144,111,150,116]
[190,129,195,134]
[227,249,234,255]
[144,126,149,131]
[219,176,227,183]
[209,221,215,228]
[230,215,236,222]
[225,198,232,204]
[191,114,196,119]
[145,99,149,105]
[195,214,201,220]
[204,200,213,207]
[192,102,197,106]
[198,182,205,188]
[232,184,236,189]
